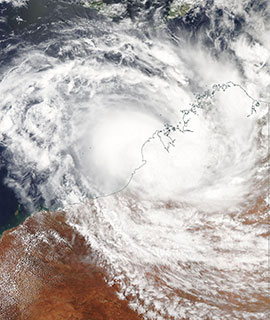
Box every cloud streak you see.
[0,1,269,318]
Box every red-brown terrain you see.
[0,211,142,320]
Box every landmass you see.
[0,210,142,320]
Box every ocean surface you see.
[0,0,269,318]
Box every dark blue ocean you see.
[0,0,214,233]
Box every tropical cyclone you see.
[0,210,142,320]
[89,81,265,200]
[0,0,269,319]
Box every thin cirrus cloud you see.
[0,1,269,319]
